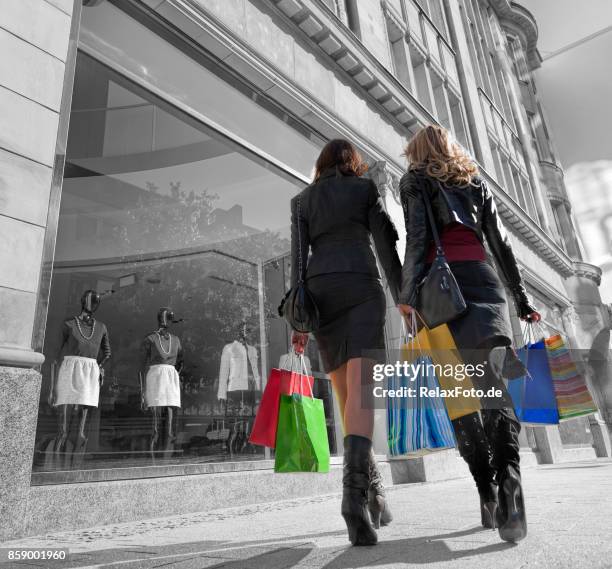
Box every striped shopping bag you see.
[544,334,597,420]
[387,354,456,456]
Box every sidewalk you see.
[2,459,611,569]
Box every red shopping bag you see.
[249,368,314,448]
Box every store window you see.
[32,5,334,474]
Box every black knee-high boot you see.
[482,408,526,542]
[342,435,377,546]
[367,449,393,528]
[452,412,498,528]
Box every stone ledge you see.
[0,346,45,368]
[389,448,540,484]
[24,460,391,536]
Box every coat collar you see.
[318,166,356,180]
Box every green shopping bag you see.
[274,393,330,473]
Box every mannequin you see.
[217,323,260,401]
[50,289,112,458]
[217,323,260,455]
[140,307,184,453]
[279,332,312,374]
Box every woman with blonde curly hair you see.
[397,125,540,543]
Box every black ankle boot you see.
[452,412,498,528]
[342,435,377,546]
[367,449,393,529]
[483,409,527,542]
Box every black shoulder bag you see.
[278,196,320,333]
[415,181,468,329]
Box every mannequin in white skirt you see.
[140,307,184,452]
[51,290,112,457]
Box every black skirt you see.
[307,273,386,373]
[446,260,513,352]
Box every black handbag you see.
[415,180,468,328]
[278,196,320,333]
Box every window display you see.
[32,50,334,474]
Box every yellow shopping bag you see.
[402,322,481,420]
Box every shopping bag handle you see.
[400,311,424,359]
[291,354,314,399]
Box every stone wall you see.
[0,0,77,540]
[0,0,75,366]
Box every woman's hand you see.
[397,304,414,317]
[292,331,309,354]
[522,311,541,323]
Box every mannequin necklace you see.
[75,316,95,340]
[155,331,172,355]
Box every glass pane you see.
[32,52,338,474]
[441,43,459,85]
[405,1,423,44]
[79,1,322,179]
[423,19,441,64]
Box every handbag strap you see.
[296,195,305,284]
[421,178,445,258]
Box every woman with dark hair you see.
[398,125,540,543]
[291,139,402,546]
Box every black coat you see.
[290,167,402,303]
[398,168,535,318]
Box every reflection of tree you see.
[116,181,219,255]
[97,180,290,404]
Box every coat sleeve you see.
[98,324,111,365]
[398,171,431,305]
[367,180,402,304]
[481,180,536,318]
[175,337,184,373]
[140,336,151,376]
[290,195,310,289]
[217,344,230,400]
[248,346,261,389]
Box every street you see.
[2,459,611,569]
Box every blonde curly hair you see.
[403,125,478,186]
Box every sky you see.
[519,0,612,168]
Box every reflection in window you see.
[33,53,336,474]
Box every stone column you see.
[0,0,80,539]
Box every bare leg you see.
[151,407,160,454]
[329,363,348,433]
[72,406,89,468]
[165,407,175,451]
[74,406,89,453]
[54,405,70,453]
[343,358,375,439]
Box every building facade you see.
[566,161,612,304]
[1,0,611,539]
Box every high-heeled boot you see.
[452,412,498,529]
[483,408,526,542]
[342,435,378,546]
[367,449,393,529]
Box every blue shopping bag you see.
[387,354,456,455]
[508,338,559,425]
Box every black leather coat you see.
[291,167,402,303]
[398,168,536,318]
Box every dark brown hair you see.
[313,139,368,182]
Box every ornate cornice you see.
[489,1,541,69]
[573,262,603,286]
[547,193,572,210]
[157,0,589,284]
